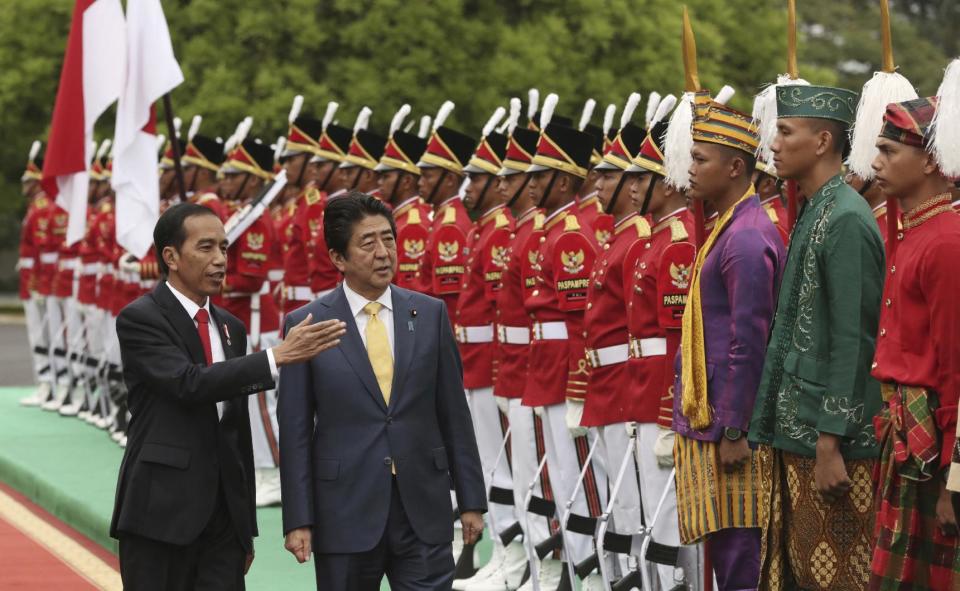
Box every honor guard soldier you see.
[336,106,385,196]
[415,101,477,321]
[18,142,56,407]
[576,92,659,588]
[753,159,790,245]
[489,99,554,591]
[577,99,615,249]
[309,107,376,297]
[375,105,433,290]
[219,131,285,506]
[521,94,608,589]
[452,106,522,591]
[281,101,349,312]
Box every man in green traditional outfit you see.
[748,85,885,591]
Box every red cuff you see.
[934,404,957,469]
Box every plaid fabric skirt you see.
[759,449,876,591]
[870,396,960,591]
[674,434,767,544]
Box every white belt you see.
[18,257,34,269]
[586,344,630,368]
[267,270,284,282]
[39,253,58,264]
[497,325,531,345]
[532,321,568,341]
[456,324,495,344]
[286,285,313,301]
[629,337,667,358]
[101,267,115,277]
[59,258,79,271]
[81,263,101,275]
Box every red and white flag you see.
[41,0,126,246]
[112,0,183,258]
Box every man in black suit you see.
[278,192,487,590]
[111,203,346,590]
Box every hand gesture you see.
[815,434,851,502]
[284,527,312,563]
[273,314,346,366]
[460,511,484,545]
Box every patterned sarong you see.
[674,434,767,544]
[870,386,960,590]
[759,448,875,590]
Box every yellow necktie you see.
[363,302,393,405]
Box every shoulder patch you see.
[442,206,457,225]
[669,218,688,242]
[495,211,510,229]
[564,215,581,232]
[407,208,422,225]
[305,187,321,206]
[764,204,779,225]
[635,216,652,239]
[534,213,545,230]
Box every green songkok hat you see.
[776,85,859,126]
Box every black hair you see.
[808,118,850,157]
[323,191,397,258]
[153,202,220,277]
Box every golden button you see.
[871,361,878,369]
[885,298,891,307]
[645,243,651,249]
[587,302,593,309]
[639,262,647,270]
[880,328,886,336]
[532,289,539,296]
[540,237,546,243]
[603,243,610,250]
[890,265,895,274]
[582,331,588,338]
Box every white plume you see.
[540,93,559,129]
[753,74,809,165]
[28,140,41,161]
[527,88,540,121]
[621,92,642,129]
[389,104,412,137]
[418,116,431,138]
[578,98,596,131]
[322,102,339,130]
[504,97,522,135]
[715,85,736,105]
[482,106,507,137]
[930,58,960,176]
[274,136,286,162]
[433,101,455,131]
[652,94,678,125]
[172,117,182,137]
[848,71,917,179]
[237,116,253,145]
[663,92,695,189]
[602,104,617,137]
[403,120,415,133]
[288,95,304,125]
[353,107,372,133]
[96,139,112,160]
[645,92,662,127]
[187,115,202,142]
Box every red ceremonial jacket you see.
[393,196,433,290]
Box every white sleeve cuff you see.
[266,347,279,379]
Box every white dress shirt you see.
[166,282,278,419]
[342,282,395,358]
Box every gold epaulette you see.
[635,216,651,239]
[534,213,545,230]
[407,208,422,225]
[442,206,457,224]
[564,215,581,232]
[495,211,509,229]
[670,218,688,242]
[305,187,321,205]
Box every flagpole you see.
[785,0,800,231]
[162,93,188,202]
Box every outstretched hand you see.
[273,314,346,366]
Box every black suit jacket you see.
[278,285,486,554]
[110,282,274,552]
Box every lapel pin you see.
[411,309,417,317]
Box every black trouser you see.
[119,487,246,591]
[313,477,455,591]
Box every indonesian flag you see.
[41,0,125,246]
[112,0,183,258]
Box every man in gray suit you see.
[278,192,487,590]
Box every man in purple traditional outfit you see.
[671,93,785,591]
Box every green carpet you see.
[0,387,490,589]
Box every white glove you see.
[653,428,676,468]
[565,399,588,438]
[494,395,510,416]
[119,252,140,275]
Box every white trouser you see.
[540,403,608,565]
[24,296,48,382]
[467,386,516,538]
[636,423,693,590]
[598,424,643,576]
[102,312,121,366]
[46,296,69,385]
[508,398,552,547]
[249,331,281,469]
[63,296,85,380]
[83,305,104,370]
